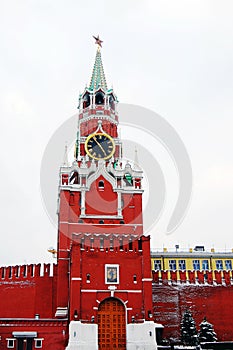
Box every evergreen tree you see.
[180,309,198,346]
[198,317,217,343]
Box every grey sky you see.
[0,0,233,265]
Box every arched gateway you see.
[98,297,126,349]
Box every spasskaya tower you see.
[56,36,160,350]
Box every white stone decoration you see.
[66,321,98,350]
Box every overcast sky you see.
[1,0,233,265]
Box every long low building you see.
[151,246,233,272]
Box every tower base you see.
[66,321,98,350]
[127,321,159,350]
[66,320,161,350]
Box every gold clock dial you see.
[85,133,115,160]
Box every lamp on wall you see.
[74,310,78,320]
[148,310,153,318]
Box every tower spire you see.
[89,35,108,91]
[133,147,141,170]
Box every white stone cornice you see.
[79,214,123,219]
[81,289,142,293]
[59,185,82,191]
[80,114,118,125]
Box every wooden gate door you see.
[98,297,126,349]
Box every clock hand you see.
[93,136,107,156]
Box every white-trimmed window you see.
[202,260,209,270]
[98,180,104,190]
[193,260,200,270]
[153,260,162,270]
[7,339,15,348]
[35,338,43,348]
[105,264,119,284]
[216,260,223,270]
[178,260,186,270]
[169,260,177,270]
[225,260,232,270]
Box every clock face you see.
[85,133,115,160]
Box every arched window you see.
[100,238,104,249]
[119,239,123,251]
[129,239,133,251]
[83,93,90,108]
[23,265,27,277]
[109,94,115,110]
[110,238,114,250]
[124,173,133,186]
[98,180,104,189]
[15,266,19,278]
[138,239,142,251]
[95,92,104,105]
[70,171,79,184]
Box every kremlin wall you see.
[1,258,233,348]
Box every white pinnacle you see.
[63,143,68,166]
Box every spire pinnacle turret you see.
[63,143,68,166]
[133,147,141,170]
[134,147,139,164]
[89,36,107,91]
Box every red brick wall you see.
[153,283,233,341]
[0,264,57,318]
[85,177,118,215]
[0,320,68,350]
[69,237,153,323]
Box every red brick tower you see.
[56,38,158,350]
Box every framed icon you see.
[105,264,119,284]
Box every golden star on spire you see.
[93,35,103,48]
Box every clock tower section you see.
[56,40,159,350]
